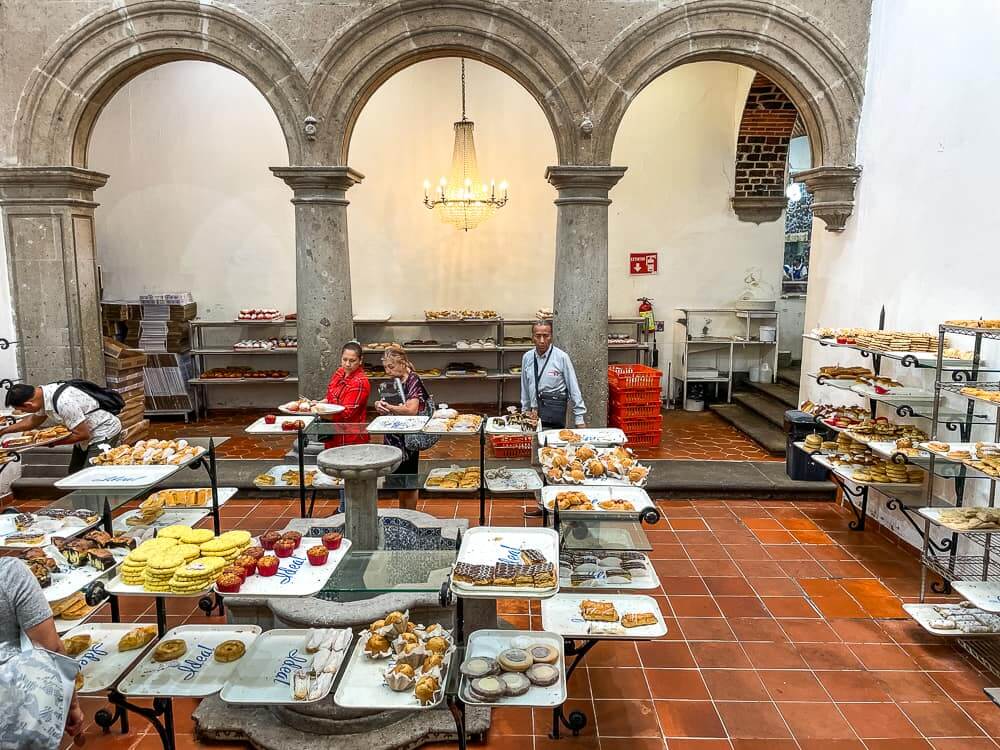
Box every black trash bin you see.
[784,410,831,481]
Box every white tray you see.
[485,417,537,436]
[560,554,660,591]
[806,452,916,489]
[808,375,858,391]
[423,468,480,493]
[278,402,344,417]
[422,417,483,435]
[0,512,99,549]
[220,629,353,705]
[367,416,429,434]
[66,622,160,693]
[919,441,1000,462]
[43,546,127,603]
[916,506,1000,533]
[867,441,930,460]
[254,464,341,489]
[106,572,220,599]
[89,445,207,471]
[459,630,566,707]
[112,507,209,534]
[333,634,454,710]
[55,464,179,490]
[485,468,543,493]
[54,599,107,635]
[850,383,936,403]
[541,428,627,447]
[117,624,262,697]
[451,527,559,600]
[903,603,1000,638]
[246,415,315,433]
[1,430,71,452]
[540,486,654,516]
[953,581,1000,613]
[541,593,667,640]
[214,538,352,598]
[145,486,239,510]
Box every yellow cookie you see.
[147,550,185,571]
[180,528,214,545]
[157,525,193,540]
[218,530,252,546]
[174,544,202,561]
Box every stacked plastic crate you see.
[608,364,663,448]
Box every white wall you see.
[802,0,1000,547]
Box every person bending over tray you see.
[323,341,371,513]
[374,344,432,511]
[0,557,85,748]
[3,381,123,475]
[520,319,586,517]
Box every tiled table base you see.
[38,496,998,750]
[146,408,780,462]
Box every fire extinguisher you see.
[637,297,658,367]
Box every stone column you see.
[0,167,108,383]
[545,165,627,427]
[271,167,364,397]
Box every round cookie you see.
[213,640,246,663]
[460,657,498,679]
[469,675,505,701]
[153,639,187,662]
[497,648,533,673]
[499,671,531,697]
[526,663,559,687]
[527,644,559,665]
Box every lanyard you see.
[533,348,555,395]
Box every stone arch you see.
[591,0,864,169]
[308,0,590,165]
[12,0,310,167]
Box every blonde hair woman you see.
[374,345,431,509]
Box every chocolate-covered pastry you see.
[83,530,113,548]
[87,548,115,571]
[64,540,95,566]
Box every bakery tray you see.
[43,546,127,603]
[485,468,543,493]
[278,402,344,416]
[214,538,352,598]
[117,624,262,697]
[919,441,999,463]
[0,512,100,549]
[333,632,454,711]
[54,599,108,635]
[559,553,660,591]
[953,581,1000,613]
[65,622,160,693]
[112,507,209,534]
[55,464,179,490]
[220,628,353,705]
[459,630,566,707]
[903,603,1000,638]
[484,417,537,436]
[451,527,559,600]
[254,464,341,490]
[89,445,207,471]
[540,428,627,447]
[916,506,1000,533]
[245,415,316,434]
[366,416,429,434]
[540,486,654,517]
[540,593,667,640]
[1,431,72,452]
[423,467,481,493]
[145,486,239,510]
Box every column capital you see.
[270,166,365,205]
[0,166,108,208]
[795,165,862,232]
[545,165,627,206]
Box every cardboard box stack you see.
[104,337,148,441]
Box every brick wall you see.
[734,74,799,198]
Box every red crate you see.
[625,429,662,447]
[489,434,532,459]
[608,364,662,390]
[610,400,661,419]
[610,414,662,433]
[609,386,661,406]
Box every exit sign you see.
[630,252,658,275]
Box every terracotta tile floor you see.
[146,408,780,461]
[29,495,997,750]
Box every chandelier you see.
[423,59,508,231]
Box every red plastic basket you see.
[610,400,661,419]
[610,415,662,433]
[609,386,661,406]
[608,364,662,390]
[489,434,532,459]
[625,429,662,447]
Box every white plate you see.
[55,464,179,490]
[541,593,667,639]
[953,581,1000,613]
[366,416,429,434]
[451,527,559,600]
[246,415,315,433]
[42,546,127,603]
[220,629,353,705]
[540,486,654,516]
[278,402,344,416]
[423,468,481,493]
[560,554,660,591]
[485,417,537,436]
[333,633,454,710]
[66,622,160,693]
[485,468,543,493]
[118,625,261,697]
[903,603,1000,637]
[253,464,341,489]
[144,486,239,510]
[541,428,628,447]
[214,538,352,598]
[459,630,566,707]
[916,506,1000,533]
[112,507,210,534]
[0,513,100,549]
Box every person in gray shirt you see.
[520,320,587,430]
[0,557,84,740]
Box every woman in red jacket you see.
[323,341,371,511]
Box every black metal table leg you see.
[298,428,307,518]
[207,438,220,535]
[103,691,174,750]
[828,473,867,531]
[307,488,318,519]
[479,421,486,526]
[446,695,468,750]
[550,639,598,739]
[155,596,167,636]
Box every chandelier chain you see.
[460,58,466,121]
